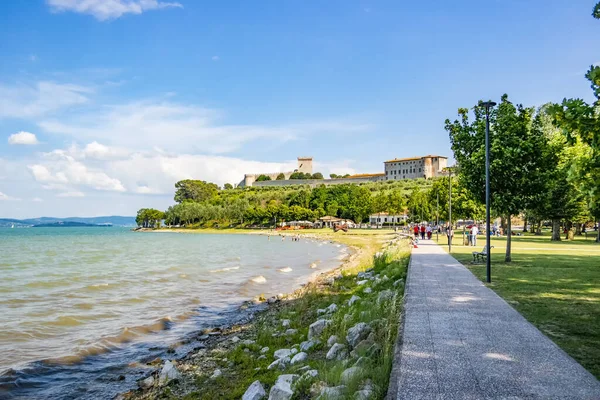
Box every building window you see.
[384,218,387,222]
[403,176,405,179]
[419,168,422,172]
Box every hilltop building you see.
[384,155,447,180]
[238,155,447,187]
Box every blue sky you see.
[0,0,598,218]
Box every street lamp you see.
[481,100,496,283]
[442,167,454,252]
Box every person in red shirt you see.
[413,225,419,239]
[420,224,426,240]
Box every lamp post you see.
[481,100,497,283]
[436,192,439,242]
[448,167,452,252]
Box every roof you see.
[346,173,385,178]
[384,155,448,163]
[319,216,343,221]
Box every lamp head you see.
[481,101,497,109]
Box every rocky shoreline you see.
[119,231,408,400]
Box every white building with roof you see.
[383,155,447,181]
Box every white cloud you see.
[57,191,85,198]
[0,192,20,201]
[32,197,44,202]
[8,131,40,145]
[212,56,220,61]
[30,55,38,62]
[38,100,370,154]
[0,81,92,119]
[28,151,126,193]
[47,0,183,21]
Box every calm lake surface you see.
[0,228,345,399]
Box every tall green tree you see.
[447,95,549,261]
[256,174,272,182]
[549,8,600,241]
[174,180,219,203]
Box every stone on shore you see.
[327,335,338,347]
[268,374,298,400]
[290,352,308,365]
[158,360,181,385]
[300,339,320,352]
[326,343,348,360]
[341,366,363,384]
[139,375,154,389]
[348,295,361,306]
[242,380,267,400]
[274,349,293,359]
[308,319,329,339]
[347,323,372,348]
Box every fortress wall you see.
[252,176,382,188]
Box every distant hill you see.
[33,221,111,228]
[0,216,136,228]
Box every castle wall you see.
[252,175,382,188]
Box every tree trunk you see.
[535,221,542,235]
[551,219,561,241]
[575,223,582,236]
[505,215,512,262]
[523,216,528,233]
[500,216,507,232]
[597,219,600,243]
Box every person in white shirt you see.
[471,225,479,246]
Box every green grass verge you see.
[151,236,409,400]
[432,232,600,379]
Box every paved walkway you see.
[390,240,600,400]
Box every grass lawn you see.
[432,231,600,379]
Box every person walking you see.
[446,224,454,247]
[420,224,426,240]
[413,224,419,238]
[426,225,432,240]
[471,224,479,246]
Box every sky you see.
[0,0,598,218]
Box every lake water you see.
[0,228,345,399]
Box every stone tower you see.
[297,157,313,175]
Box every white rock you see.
[243,339,256,346]
[302,369,319,379]
[341,366,363,384]
[267,356,290,370]
[327,335,338,347]
[290,352,308,365]
[354,389,373,400]
[326,343,348,360]
[377,290,394,304]
[348,295,361,306]
[394,278,404,287]
[210,369,222,379]
[316,385,346,400]
[356,280,369,286]
[268,374,298,400]
[317,308,327,315]
[299,340,320,352]
[242,380,267,400]
[326,303,338,313]
[258,355,267,360]
[347,323,372,348]
[290,348,298,355]
[308,319,329,339]
[139,375,154,389]
[285,329,298,336]
[364,287,372,294]
[260,347,270,354]
[282,319,291,328]
[231,336,241,343]
[158,360,181,385]
[274,349,293,359]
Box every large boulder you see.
[326,343,348,361]
[243,380,267,400]
[327,335,338,347]
[316,385,346,400]
[267,356,291,370]
[290,352,308,365]
[158,360,181,385]
[348,295,361,306]
[274,349,293,359]
[341,366,363,384]
[308,319,329,339]
[268,374,299,400]
[300,339,320,352]
[346,323,372,348]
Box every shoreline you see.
[121,229,406,400]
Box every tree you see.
[330,173,339,179]
[256,174,272,182]
[407,187,431,223]
[447,95,549,261]
[136,208,165,228]
[311,172,324,179]
[289,172,305,180]
[224,183,233,190]
[549,12,600,241]
[174,180,219,203]
[276,173,286,180]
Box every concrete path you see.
[390,240,600,400]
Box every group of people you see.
[413,224,437,240]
